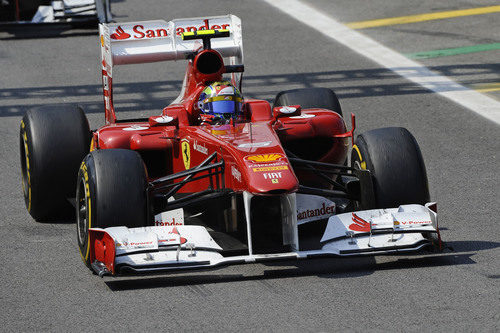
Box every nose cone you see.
[206,122,299,194]
[243,153,299,194]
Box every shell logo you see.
[245,153,285,163]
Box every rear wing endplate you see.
[99,15,243,123]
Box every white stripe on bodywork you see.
[262,0,500,125]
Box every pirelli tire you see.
[351,127,430,209]
[76,149,148,267]
[19,107,91,221]
[273,87,343,117]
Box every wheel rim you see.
[352,160,362,170]
[77,176,89,246]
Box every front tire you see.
[20,107,91,221]
[76,149,148,267]
[351,127,430,208]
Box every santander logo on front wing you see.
[349,213,373,232]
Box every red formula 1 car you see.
[20,15,442,276]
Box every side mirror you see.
[149,115,178,127]
[272,105,302,119]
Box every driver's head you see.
[197,81,242,123]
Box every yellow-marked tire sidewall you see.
[76,158,95,267]
[20,120,32,213]
[351,144,367,170]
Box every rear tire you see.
[351,127,430,208]
[20,107,91,221]
[273,87,343,117]
[76,149,148,267]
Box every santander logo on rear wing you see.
[110,19,231,40]
[99,15,242,65]
[99,15,243,124]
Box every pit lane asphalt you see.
[1,0,499,331]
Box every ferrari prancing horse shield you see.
[181,140,190,169]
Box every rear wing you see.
[99,15,243,123]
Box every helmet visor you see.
[209,100,241,115]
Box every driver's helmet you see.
[197,81,243,123]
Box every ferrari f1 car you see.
[20,15,443,276]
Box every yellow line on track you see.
[346,5,500,29]
[477,87,500,92]
[474,83,500,93]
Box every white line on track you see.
[262,0,500,125]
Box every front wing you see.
[88,203,441,276]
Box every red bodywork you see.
[93,49,352,196]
